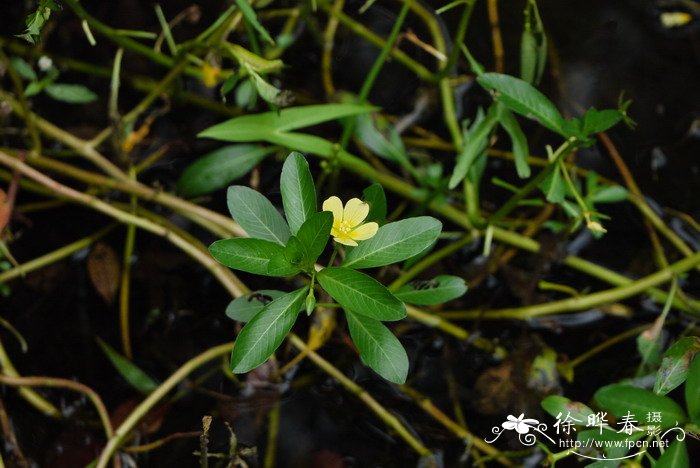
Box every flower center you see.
[337,220,354,234]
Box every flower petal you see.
[343,198,369,227]
[333,235,358,247]
[322,196,344,224]
[502,422,517,430]
[350,222,378,241]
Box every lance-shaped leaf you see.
[280,152,316,234]
[227,186,290,244]
[449,106,498,189]
[497,105,531,178]
[393,275,467,305]
[209,238,299,277]
[234,0,274,45]
[178,144,275,197]
[595,384,687,429]
[654,336,700,395]
[295,211,333,265]
[656,441,689,468]
[345,309,408,384]
[198,104,376,141]
[362,183,387,224]
[541,395,595,422]
[225,290,287,322]
[97,338,158,395]
[687,353,700,422]
[230,287,307,373]
[477,73,567,137]
[343,217,442,269]
[317,267,406,321]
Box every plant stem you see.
[287,334,433,458]
[95,342,234,468]
[0,225,116,283]
[339,0,412,149]
[388,234,474,290]
[400,385,511,466]
[441,250,700,320]
[263,400,280,468]
[0,337,61,418]
[0,375,113,440]
[566,324,653,371]
[490,137,577,223]
[0,151,248,298]
[320,2,434,82]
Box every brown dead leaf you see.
[111,399,171,436]
[87,242,120,304]
[0,188,10,233]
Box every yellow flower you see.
[322,196,379,246]
[201,63,222,88]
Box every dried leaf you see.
[0,188,11,232]
[87,242,120,304]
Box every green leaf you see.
[686,353,700,422]
[393,275,467,305]
[519,0,547,85]
[280,152,316,234]
[541,395,595,422]
[343,217,442,269]
[577,428,645,465]
[282,236,305,265]
[497,106,531,178]
[295,211,333,265]
[10,57,37,81]
[209,238,299,277]
[656,441,689,468]
[225,290,287,322]
[227,186,290,244]
[476,73,566,136]
[234,0,274,44]
[198,104,376,141]
[345,309,408,384]
[540,165,565,203]
[268,237,304,275]
[96,338,158,394]
[654,336,700,395]
[230,287,307,373]
[448,106,499,189]
[317,267,406,321]
[594,384,687,428]
[355,113,412,172]
[362,183,387,224]
[637,327,668,371]
[589,185,628,204]
[178,145,275,197]
[247,67,293,106]
[581,108,624,135]
[44,83,98,104]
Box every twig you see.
[0,375,113,440]
[123,431,201,453]
[0,337,61,418]
[0,150,247,298]
[95,343,234,468]
[486,0,504,72]
[0,397,29,468]
[287,334,434,458]
[400,385,511,466]
[441,250,700,320]
[0,224,116,284]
